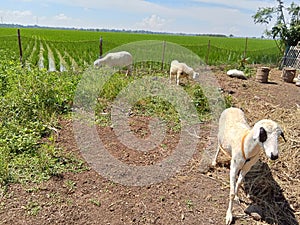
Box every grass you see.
[23,200,41,216]
[94,71,213,132]
[89,198,101,207]
[64,180,77,193]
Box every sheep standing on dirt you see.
[212,107,286,225]
[94,51,133,75]
[169,60,199,85]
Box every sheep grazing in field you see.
[169,60,199,85]
[94,51,133,75]
[212,107,286,225]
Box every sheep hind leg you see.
[212,145,220,167]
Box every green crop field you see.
[0,27,281,71]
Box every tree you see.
[253,0,300,52]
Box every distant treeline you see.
[0,23,228,37]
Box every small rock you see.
[254,95,260,100]
[198,157,211,174]
[250,212,262,221]
[205,194,212,201]
[244,204,262,221]
[181,213,185,220]
[292,202,299,210]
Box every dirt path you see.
[0,66,299,225]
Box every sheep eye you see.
[259,127,267,142]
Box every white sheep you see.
[94,51,133,75]
[212,107,286,225]
[226,69,247,80]
[169,60,199,85]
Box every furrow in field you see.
[63,50,79,71]
[54,48,68,72]
[45,43,56,72]
[28,36,37,60]
[26,36,38,69]
[38,41,44,69]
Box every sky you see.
[0,0,296,37]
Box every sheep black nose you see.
[271,153,278,160]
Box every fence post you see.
[206,40,211,65]
[161,40,166,71]
[17,29,23,66]
[243,37,248,59]
[99,36,103,58]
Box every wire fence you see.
[0,32,282,72]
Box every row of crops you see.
[0,28,282,71]
[1,35,99,72]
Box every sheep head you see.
[252,119,286,160]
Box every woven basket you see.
[282,67,296,83]
[256,67,270,83]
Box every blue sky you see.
[0,0,295,37]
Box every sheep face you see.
[253,120,285,160]
[94,58,103,67]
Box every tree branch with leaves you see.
[253,0,300,52]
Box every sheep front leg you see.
[234,172,244,203]
[235,155,259,201]
[169,72,174,84]
[226,160,239,225]
[126,64,132,76]
[176,71,182,85]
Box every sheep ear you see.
[253,127,267,142]
[259,127,267,142]
[280,131,287,142]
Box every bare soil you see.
[0,66,299,225]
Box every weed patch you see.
[0,51,86,187]
[95,71,212,132]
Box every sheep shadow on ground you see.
[243,160,298,225]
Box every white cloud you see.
[54,13,70,21]
[137,14,169,31]
[46,0,169,14]
[12,10,32,17]
[0,10,34,24]
[192,0,274,12]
